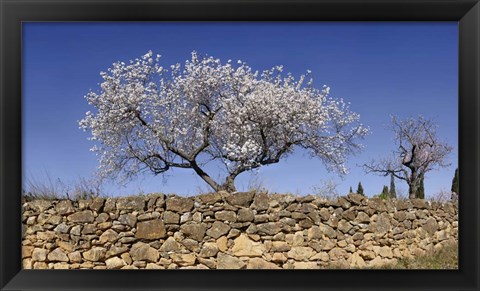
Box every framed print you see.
[1,1,479,291]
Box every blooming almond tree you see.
[80,51,368,192]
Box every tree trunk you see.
[190,161,221,192]
[220,175,237,192]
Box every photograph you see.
[21,22,459,270]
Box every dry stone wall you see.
[21,192,458,269]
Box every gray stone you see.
[237,208,255,222]
[198,242,219,257]
[198,192,222,204]
[54,223,71,234]
[159,237,181,252]
[88,198,105,212]
[422,217,439,235]
[29,200,53,212]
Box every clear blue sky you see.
[22,22,458,198]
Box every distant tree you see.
[80,51,369,192]
[379,185,389,199]
[363,116,452,199]
[349,186,353,193]
[417,176,425,199]
[451,168,459,195]
[389,172,396,199]
[356,182,364,195]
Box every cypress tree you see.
[451,168,459,195]
[357,182,364,195]
[349,186,353,193]
[389,173,396,199]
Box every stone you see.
[422,217,439,235]
[328,247,348,260]
[180,212,192,224]
[342,209,356,220]
[206,221,231,239]
[70,225,82,236]
[37,231,56,241]
[216,236,228,252]
[369,256,387,268]
[83,247,106,262]
[145,263,164,269]
[346,193,365,205]
[57,241,75,252]
[33,262,48,269]
[271,241,291,252]
[32,248,48,262]
[116,196,145,211]
[256,222,281,236]
[67,251,82,263]
[67,210,94,223]
[370,214,391,233]
[105,256,126,269]
[217,253,246,269]
[118,213,137,228]
[135,220,166,239]
[181,222,207,241]
[319,224,336,239]
[81,224,96,235]
[215,210,237,222]
[159,237,181,252]
[232,234,265,257]
[394,211,407,222]
[89,198,105,212]
[47,248,69,262]
[103,198,116,213]
[29,200,53,212]
[251,192,269,210]
[311,252,329,262]
[356,212,370,223]
[99,229,118,244]
[198,192,222,204]
[287,246,315,261]
[106,245,129,258]
[96,213,109,223]
[199,242,219,257]
[272,253,288,263]
[166,196,194,213]
[337,220,353,233]
[170,253,196,266]
[226,191,255,207]
[54,223,71,234]
[182,239,200,252]
[411,199,430,209]
[237,208,254,222]
[22,246,34,259]
[130,242,159,262]
[319,208,331,221]
[293,262,318,269]
[163,211,180,224]
[247,258,281,269]
[55,200,75,215]
[349,252,366,268]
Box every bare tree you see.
[364,116,453,199]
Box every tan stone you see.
[32,248,48,262]
[146,263,164,269]
[47,248,69,262]
[199,242,219,258]
[57,240,75,252]
[287,246,315,261]
[67,210,94,223]
[130,242,159,262]
[105,256,126,269]
[83,247,106,262]
[232,234,265,257]
[216,236,228,252]
[135,220,166,239]
[22,246,34,259]
[247,258,281,269]
[170,253,196,266]
[68,251,82,263]
[293,262,318,269]
[206,221,231,239]
[159,237,181,252]
[99,229,118,244]
[217,253,246,269]
[349,252,366,268]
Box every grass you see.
[382,242,458,269]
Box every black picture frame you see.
[1,1,479,290]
